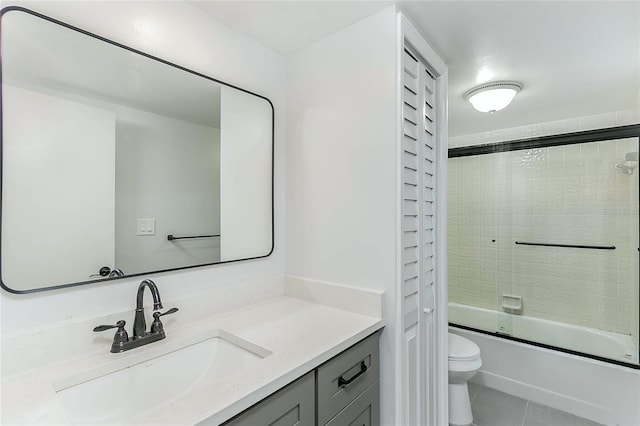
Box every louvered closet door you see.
[401,46,437,426]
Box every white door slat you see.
[424,135,434,150]
[403,136,418,154]
[404,89,418,108]
[424,144,434,159]
[404,168,418,185]
[424,229,434,243]
[424,203,434,215]
[404,122,418,140]
[424,174,434,188]
[404,308,419,328]
[424,74,435,93]
[423,160,434,175]
[404,104,418,124]
[404,215,418,232]
[404,199,418,216]
[403,151,418,170]
[424,188,433,202]
[404,73,418,93]
[424,117,434,135]
[425,107,434,122]
[404,277,418,297]
[404,231,418,247]
[424,257,434,272]
[423,216,433,230]
[425,91,434,108]
[403,262,418,280]
[424,270,433,285]
[404,50,419,78]
[424,244,434,258]
[404,246,418,263]
[404,183,418,201]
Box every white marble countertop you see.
[1,287,383,425]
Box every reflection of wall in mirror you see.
[2,82,222,289]
[115,107,221,272]
[1,84,116,289]
[220,87,272,261]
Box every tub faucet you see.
[133,279,163,338]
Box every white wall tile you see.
[448,136,640,353]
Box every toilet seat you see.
[448,333,480,361]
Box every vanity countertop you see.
[1,284,384,425]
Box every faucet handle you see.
[93,320,126,332]
[151,308,179,334]
[154,307,179,318]
[93,320,129,347]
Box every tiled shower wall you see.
[448,138,639,348]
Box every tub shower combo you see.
[448,125,640,368]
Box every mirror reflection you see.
[1,8,274,293]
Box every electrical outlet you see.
[137,218,155,236]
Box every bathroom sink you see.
[54,329,271,425]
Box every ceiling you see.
[191,1,640,137]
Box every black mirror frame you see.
[0,6,275,294]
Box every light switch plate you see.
[137,218,155,236]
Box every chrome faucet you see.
[93,279,178,353]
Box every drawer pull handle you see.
[338,361,368,387]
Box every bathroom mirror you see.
[0,7,274,293]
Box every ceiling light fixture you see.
[464,81,523,113]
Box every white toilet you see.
[448,333,482,426]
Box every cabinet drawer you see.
[222,372,315,426]
[325,381,379,426]
[317,332,380,425]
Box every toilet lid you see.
[448,333,480,361]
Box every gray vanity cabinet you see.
[221,331,380,426]
[325,381,379,426]
[317,333,380,425]
[223,371,315,426]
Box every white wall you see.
[115,107,221,273]
[285,6,398,425]
[8,81,224,275]
[2,85,115,291]
[1,1,285,333]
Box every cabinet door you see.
[223,372,315,426]
[325,381,379,426]
[317,332,380,425]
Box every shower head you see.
[616,151,639,175]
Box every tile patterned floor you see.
[468,382,605,426]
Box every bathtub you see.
[448,302,638,364]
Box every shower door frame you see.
[448,123,640,370]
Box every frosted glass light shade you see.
[464,81,522,113]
